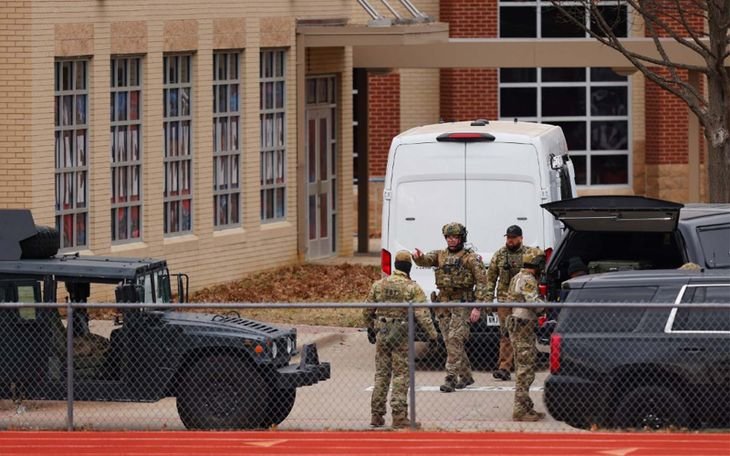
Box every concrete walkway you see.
[307,237,381,267]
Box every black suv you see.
[0,210,330,429]
[542,196,730,301]
[544,269,730,430]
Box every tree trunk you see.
[706,139,730,203]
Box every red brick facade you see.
[645,70,690,165]
[439,0,498,122]
[440,0,498,38]
[368,72,401,176]
[440,68,498,122]
[644,3,705,166]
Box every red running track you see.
[0,431,728,456]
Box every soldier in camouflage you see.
[364,250,438,429]
[506,247,547,422]
[413,222,488,393]
[485,224,529,381]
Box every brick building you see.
[362,0,708,236]
[0,0,708,295]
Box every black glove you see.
[367,327,377,344]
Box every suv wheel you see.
[176,354,268,430]
[613,386,687,430]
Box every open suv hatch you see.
[542,196,730,301]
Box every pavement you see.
[307,237,380,267]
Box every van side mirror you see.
[176,273,189,304]
[549,154,564,170]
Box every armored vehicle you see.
[0,209,330,429]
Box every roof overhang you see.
[352,38,716,69]
[298,22,450,48]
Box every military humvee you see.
[0,209,330,430]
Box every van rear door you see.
[388,141,466,250]
[465,142,545,259]
[386,141,466,294]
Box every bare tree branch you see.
[670,0,713,55]
[550,1,710,72]
[624,0,712,57]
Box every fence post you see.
[407,302,417,429]
[66,302,74,431]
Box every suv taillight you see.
[381,249,392,275]
[550,332,562,374]
[544,247,553,264]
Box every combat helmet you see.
[442,222,467,241]
[523,247,546,270]
[394,250,412,262]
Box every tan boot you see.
[392,415,410,429]
[439,376,456,393]
[392,415,421,429]
[455,375,475,389]
[370,414,385,427]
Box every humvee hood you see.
[162,311,291,339]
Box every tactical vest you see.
[376,277,411,319]
[496,246,526,300]
[434,249,475,290]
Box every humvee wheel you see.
[176,354,268,430]
[262,387,296,427]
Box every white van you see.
[380,119,577,299]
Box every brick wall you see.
[1,1,360,298]
[644,2,704,167]
[368,72,400,177]
[439,0,498,122]
[440,0,497,38]
[645,69,691,165]
[440,68,498,122]
[0,1,32,209]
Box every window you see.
[499,0,630,186]
[698,224,730,268]
[561,287,657,333]
[213,52,241,228]
[111,57,143,242]
[55,59,89,249]
[669,285,730,332]
[260,49,287,221]
[163,54,193,234]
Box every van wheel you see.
[261,388,296,427]
[176,354,268,430]
[613,386,686,430]
[20,226,60,259]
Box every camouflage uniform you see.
[486,244,528,373]
[364,268,438,426]
[506,247,546,421]
[414,227,487,391]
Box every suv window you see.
[697,224,730,268]
[668,285,730,332]
[560,286,658,333]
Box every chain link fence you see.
[0,302,727,432]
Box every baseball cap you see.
[505,225,522,237]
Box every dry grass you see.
[189,263,381,327]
